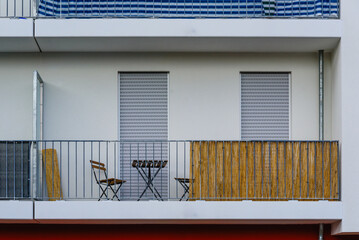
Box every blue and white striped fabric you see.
[38,0,339,18]
[275,0,339,17]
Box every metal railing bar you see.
[222,141,224,199]
[5,141,8,198]
[199,141,201,200]
[230,141,233,198]
[253,141,256,199]
[292,141,294,200]
[322,142,325,200]
[246,141,248,200]
[261,141,264,199]
[60,141,62,198]
[98,142,100,199]
[83,141,85,199]
[44,141,47,199]
[314,142,317,199]
[276,142,279,199]
[167,142,169,200]
[284,142,287,197]
[137,142,139,199]
[13,142,16,199]
[129,142,132,199]
[21,142,23,198]
[67,141,70,199]
[160,142,162,198]
[90,141,93,198]
[330,142,332,199]
[238,141,240,199]
[307,141,309,199]
[191,142,193,199]
[299,141,301,200]
[338,142,340,200]
[106,141,108,199]
[268,141,271,199]
[176,141,178,199]
[52,141,55,200]
[75,141,78,198]
[184,141,186,198]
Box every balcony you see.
[0,140,339,201]
[0,0,340,19]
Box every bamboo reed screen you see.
[189,141,339,201]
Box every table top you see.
[132,160,168,168]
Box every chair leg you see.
[178,182,190,201]
[110,183,122,201]
[98,185,110,201]
[99,189,109,201]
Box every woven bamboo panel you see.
[189,141,339,201]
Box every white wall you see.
[0,52,334,201]
[0,54,34,139]
[331,0,359,235]
[0,52,332,141]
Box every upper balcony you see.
[1,0,340,19]
[0,0,342,52]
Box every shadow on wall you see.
[0,224,356,240]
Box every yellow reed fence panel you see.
[215,141,224,200]
[308,142,316,199]
[323,142,331,199]
[285,142,293,199]
[331,142,339,200]
[239,142,247,199]
[231,142,240,200]
[208,141,216,199]
[316,142,323,199]
[300,142,308,199]
[293,142,301,199]
[270,142,278,199]
[189,141,339,201]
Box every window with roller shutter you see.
[241,72,290,141]
[119,72,168,200]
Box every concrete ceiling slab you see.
[0,19,39,52]
[35,36,340,52]
[34,19,341,52]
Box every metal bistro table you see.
[132,160,168,201]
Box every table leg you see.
[136,166,161,201]
[137,166,164,201]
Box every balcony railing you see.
[0,140,340,201]
[0,0,340,18]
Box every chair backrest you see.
[90,160,108,184]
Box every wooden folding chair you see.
[174,178,194,201]
[90,160,126,201]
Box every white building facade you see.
[1,0,358,237]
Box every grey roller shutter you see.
[241,73,290,141]
[119,73,168,200]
